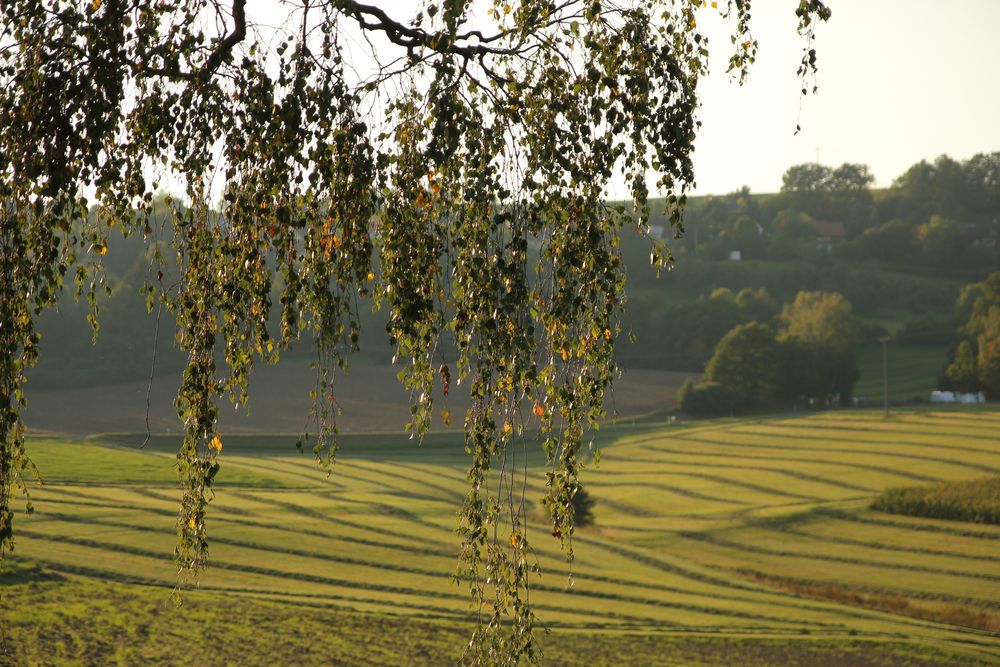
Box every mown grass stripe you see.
[591,480,749,507]
[345,460,467,503]
[31,499,462,559]
[29,512,459,576]
[613,459,823,502]
[800,416,990,434]
[563,534,980,633]
[220,457,347,491]
[19,529,472,603]
[36,511,911,632]
[734,567,1000,612]
[20,531,792,628]
[29,493,174,517]
[765,524,1000,564]
[601,447,936,493]
[677,531,1000,583]
[25,560,475,621]
[228,490,456,547]
[600,456,876,495]
[816,508,1000,541]
[739,424,1000,459]
[614,439,940,484]
[30,508,823,616]
[673,434,981,479]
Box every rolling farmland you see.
[3,408,1000,665]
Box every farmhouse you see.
[813,220,847,252]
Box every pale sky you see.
[688,0,1000,195]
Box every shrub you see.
[678,379,743,416]
[572,487,596,528]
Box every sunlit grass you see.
[5,407,1000,664]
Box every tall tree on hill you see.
[0,1,831,659]
[882,153,1000,225]
[777,291,859,404]
[947,272,1000,399]
[777,161,874,236]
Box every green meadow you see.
[855,345,948,403]
[3,408,1000,665]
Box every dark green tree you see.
[947,272,1000,399]
[571,486,596,528]
[0,1,830,660]
[777,162,874,235]
[704,321,783,404]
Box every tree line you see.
[669,153,1000,271]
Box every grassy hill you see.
[855,345,947,403]
[3,408,1000,665]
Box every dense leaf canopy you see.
[0,0,828,661]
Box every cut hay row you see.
[671,433,998,479]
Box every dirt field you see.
[23,359,695,436]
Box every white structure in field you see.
[929,390,986,404]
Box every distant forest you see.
[30,152,1000,390]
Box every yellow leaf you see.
[532,403,545,418]
[187,516,196,530]
[91,0,102,10]
[442,409,451,426]
[503,422,512,434]
[209,435,223,453]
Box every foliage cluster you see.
[0,1,831,660]
[627,286,777,371]
[872,476,1000,525]
[675,379,740,416]
[942,272,1000,399]
[679,291,859,415]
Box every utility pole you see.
[879,336,890,417]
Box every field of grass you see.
[855,344,947,402]
[3,408,1000,664]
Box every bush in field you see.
[572,487,596,528]
[678,379,743,416]
[872,476,1000,525]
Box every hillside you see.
[4,408,999,664]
